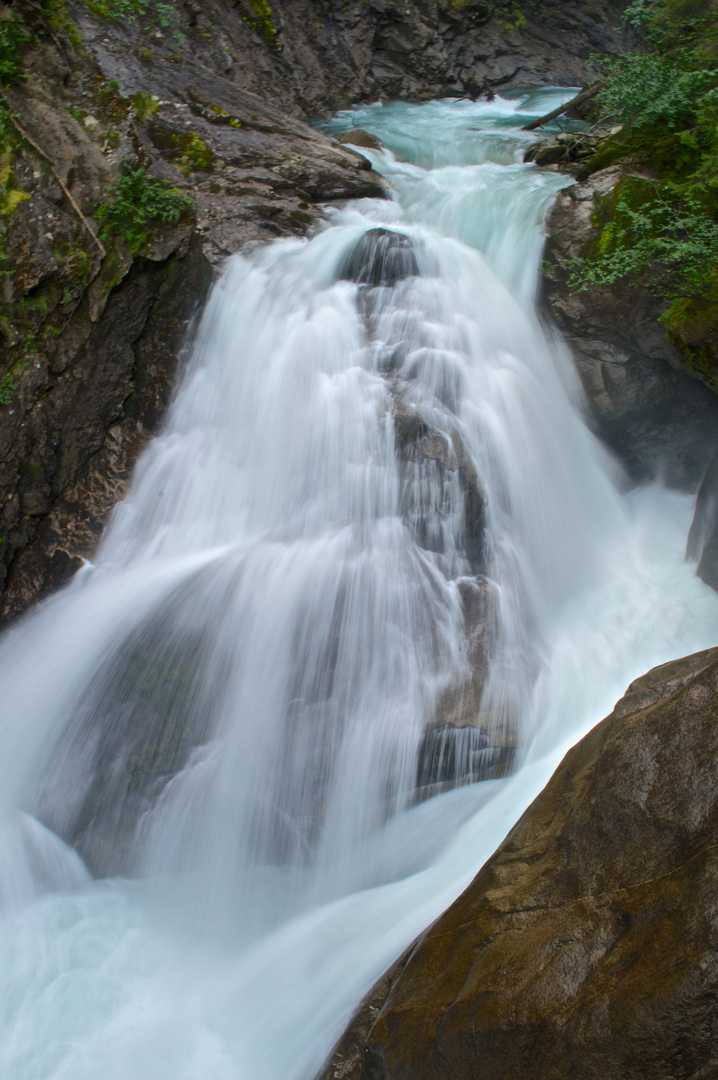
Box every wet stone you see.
[338,228,419,288]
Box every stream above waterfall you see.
[1,89,717,1080]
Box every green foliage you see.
[595,53,716,131]
[569,0,718,334]
[495,3,526,34]
[0,14,32,82]
[132,91,159,122]
[84,0,182,36]
[95,164,192,253]
[241,0,277,43]
[0,373,16,405]
[171,133,213,172]
[569,181,718,302]
[85,0,146,20]
[622,0,657,25]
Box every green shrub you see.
[95,164,192,253]
[596,53,716,131]
[568,1,718,325]
[569,182,718,302]
[0,16,32,83]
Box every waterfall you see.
[1,90,717,1080]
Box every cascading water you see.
[1,90,717,1080]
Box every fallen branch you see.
[7,112,107,258]
[522,81,604,132]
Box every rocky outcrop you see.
[687,450,718,594]
[80,0,638,121]
[339,228,419,287]
[321,645,718,1080]
[0,2,386,620]
[541,168,718,489]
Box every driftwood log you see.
[522,80,604,131]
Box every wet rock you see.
[524,131,606,168]
[393,399,485,572]
[542,169,718,489]
[686,450,718,593]
[414,574,515,799]
[321,646,718,1080]
[415,722,515,796]
[334,129,384,151]
[37,565,230,876]
[339,229,419,287]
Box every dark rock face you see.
[687,451,718,593]
[321,646,718,1080]
[0,6,387,621]
[339,229,419,287]
[0,236,213,621]
[542,169,718,489]
[87,0,637,119]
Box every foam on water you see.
[0,90,716,1080]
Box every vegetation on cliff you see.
[569,1,718,386]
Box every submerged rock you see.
[393,398,486,572]
[321,646,718,1080]
[339,229,419,288]
[687,450,718,593]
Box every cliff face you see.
[321,647,718,1080]
[541,168,718,490]
[0,1,384,619]
[82,0,636,118]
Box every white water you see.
[1,91,717,1080]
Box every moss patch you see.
[663,293,718,388]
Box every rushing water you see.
[1,90,717,1080]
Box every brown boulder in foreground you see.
[321,646,718,1080]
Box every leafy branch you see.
[568,188,718,303]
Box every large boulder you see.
[339,229,419,288]
[321,646,718,1080]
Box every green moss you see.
[55,240,94,284]
[85,0,147,21]
[68,104,87,124]
[495,3,526,33]
[663,290,718,387]
[0,372,16,405]
[206,104,243,127]
[241,0,277,43]
[0,163,29,217]
[170,133,213,173]
[0,12,33,83]
[132,91,159,122]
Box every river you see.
[0,89,716,1080]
